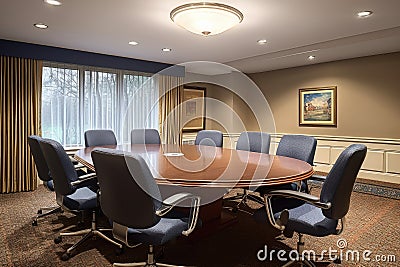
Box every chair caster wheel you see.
[32,220,38,226]
[115,246,124,255]
[37,209,43,214]
[54,236,62,244]
[61,252,70,261]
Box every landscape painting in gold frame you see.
[182,86,206,132]
[299,86,337,127]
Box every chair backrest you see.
[276,135,317,165]
[91,148,162,229]
[28,135,52,182]
[84,130,117,147]
[195,130,223,147]
[131,129,161,144]
[320,144,367,220]
[39,138,79,196]
[236,132,271,154]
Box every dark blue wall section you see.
[0,39,184,76]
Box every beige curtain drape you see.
[158,75,184,145]
[1,56,42,193]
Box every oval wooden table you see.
[75,144,313,238]
[75,144,314,188]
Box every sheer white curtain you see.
[158,75,184,145]
[41,62,159,146]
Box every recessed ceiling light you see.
[162,48,172,52]
[44,0,62,6]
[308,55,316,61]
[357,11,373,18]
[128,41,139,46]
[34,23,48,29]
[257,39,267,45]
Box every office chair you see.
[40,138,122,260]
[225,132,271,212]
[28,135,85,226]
[195,130,223,147]
[255,144,367,267]
[131,129,161,144]
[84,129,117,147]
[92,148,201,267]
[255,135,317,207]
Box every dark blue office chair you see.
[40,138,122,261]
[28,135,86,226]
[84,129,117,147]
[225,132,271,211]
[255,135,317,210]
[255,144,367,266]
[131,129,161,144]
[91,148,201,267]
[195,130,223,147]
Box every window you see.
[41,62,159,146]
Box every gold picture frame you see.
[182,86,206,132]
[299,86,337,127]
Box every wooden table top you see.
[75,144,314,188]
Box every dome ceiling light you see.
[170,2,243,36]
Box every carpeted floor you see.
[0,186,399,267]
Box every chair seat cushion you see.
[63,187,97,211]
[254,203,338,237]
[279,203,338,237]
[127,217,188,246]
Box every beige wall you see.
[186,82,259,133]
[249,52,400,139]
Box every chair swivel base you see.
[113,245,185,267]
[54,211,123,260]
[32,206,62,226]
[225,191,264,214]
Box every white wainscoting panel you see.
[386,152,400,174]
[314,146,330,164]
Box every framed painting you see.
[299,86,337,127]
[182,86,206,132]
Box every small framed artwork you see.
[182,86,206,132]
[299,86,337,127]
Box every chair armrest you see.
[263,189,331,232]
[156,192,201,237]
[77,172,97,180]
[71,173,97,186]
[74,163,85,170]
[266,189,331,209]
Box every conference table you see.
[75,144,313,236]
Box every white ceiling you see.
[0,0,400,73]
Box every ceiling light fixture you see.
[170,2,243,36]
[357,11,373,18]
[128,41,139,46]
[162,48,172,52]
[257,39,267,45]
[44,0,62,6]
[34,23,48,29]
[308,55,316,61]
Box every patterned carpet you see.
[0,186,399,267]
